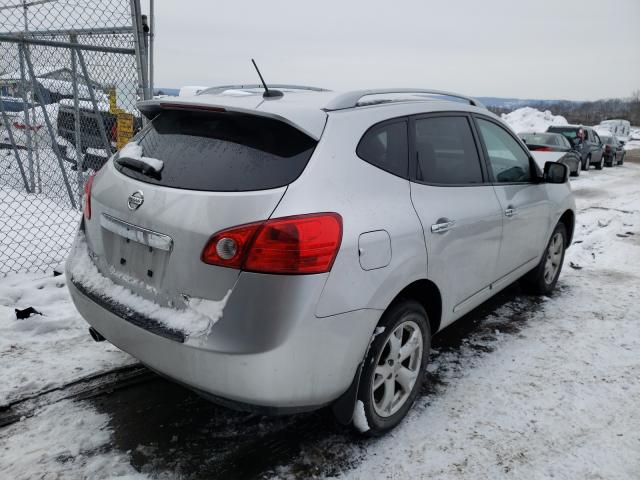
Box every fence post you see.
[22,43,77,209]
[70,34,84,204]
[75,47,113,156]
[0,95,31,193]
[17,44,35,191]
[130,0,150,101]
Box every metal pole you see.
[75,46,112,155]
[17,44,35,190]
[0,96,31,193]
[22,45,76,209]
[70,34,83,204]
[129,0,150,101]
[149,0,154,98]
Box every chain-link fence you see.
[0,0,150,275]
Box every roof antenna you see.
[251,59,283,98]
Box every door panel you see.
[491,185,550,278]
[474,116,551,279]
[411,184,503,312]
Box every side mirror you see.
[544,161,568,184]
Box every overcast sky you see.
[145,0,639,101]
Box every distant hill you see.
[477,97,581,109]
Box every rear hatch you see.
[83,106,319,307]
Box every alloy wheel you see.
[544,232,563,284]
[371,320,423,418]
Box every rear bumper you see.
[67,266,380,410]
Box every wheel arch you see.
[386,278,443,335]
[559,209,575,247]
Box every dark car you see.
[519,132,582,176]
[57,100,142,170]
[598,133,624,167]
[547,125,604,171]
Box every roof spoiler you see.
[136,99,325,140]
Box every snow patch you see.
[118,141,164,173]
[352,400,370,433]
[66,234,230,338]
[502,107,568,134]
[0,271,133,406]
[179,85,208,97]
[0,400,148,479]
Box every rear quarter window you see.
[356,120,408,178]
[115,110,318,192]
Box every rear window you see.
[520,133,561,146]
[548,127,580,145]
[114,110,317,191]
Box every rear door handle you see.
[431,219,456,233]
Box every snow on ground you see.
[501,107,568,133]
[1,140,84,275]
[625,127,640,151]
[0,400,147,480]
[0,271,135,407]
[1,150,640,478]
[275,161,640,480]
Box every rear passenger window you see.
[356,121,408,178]
[412,116,483,185]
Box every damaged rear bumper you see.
[66,248,380,410]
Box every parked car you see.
[518,132,582,176]
[547,125,604,170]
[66,87,576,435]
[599,119,630,142]
[599,133,624,167]
[57,99,142,171]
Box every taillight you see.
[83,173,95,220]
[530,146,553,152]
[201,213,343,274]
[110,122,117,142]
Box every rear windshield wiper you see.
[115,142,164,178]
[116,155,163,178]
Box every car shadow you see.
[91,282,549,479]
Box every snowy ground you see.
[1,152,640,479]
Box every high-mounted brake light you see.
[82,173,96,220]
[159,103,226,113]
[202,213,343,274]
[530,146,553,152]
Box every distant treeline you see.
[489,91,640,126]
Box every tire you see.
[582,155,590,171]
[355,299,430,436]
[619,154,624,165]
[520,223,567,295]
[595,155,604,170]
[606,155,614,167]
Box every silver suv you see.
[66,87,575,435]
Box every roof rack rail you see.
[199,84,330,95]
[323,89,485,111]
